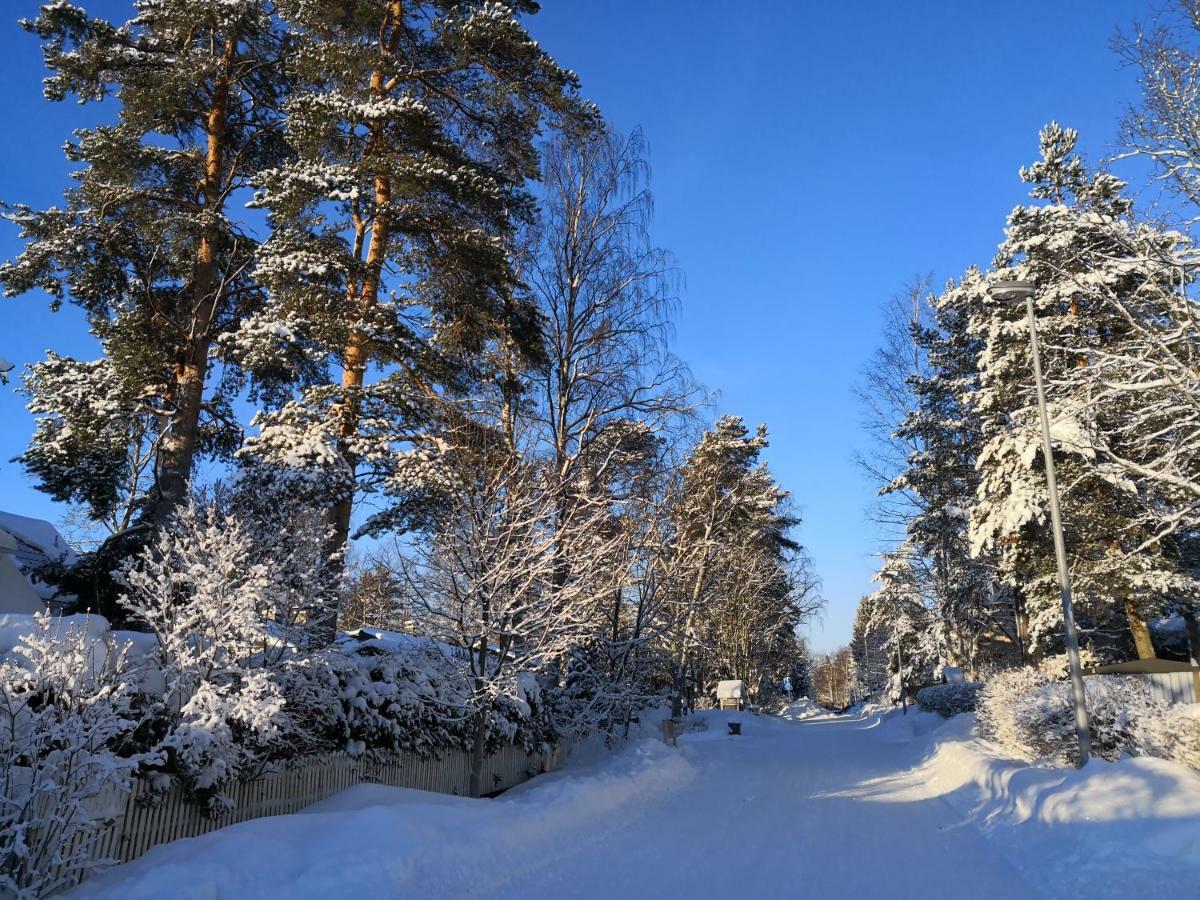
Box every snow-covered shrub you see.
[0,615,149,897]
[978,668,1162,764]
[1137,703,1200,770]
[272,644,555,764]
[977,667,1064,763]
[915,682,981,717]
[118,504,290,814]
[1037,649,1104,681]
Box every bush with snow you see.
[116,504,292,814]
[0,615,150,897]
[1137,703,1200,770]
[276,646,553,763]
[915,682,980,717]
[977,668,1168,765]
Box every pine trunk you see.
[328,7,402,594]
[152,37,236,523]
[1125,598,1157,660]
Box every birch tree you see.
[394,435,621,796]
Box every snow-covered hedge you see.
[915,682,980,717]
[274,647,553,765]
[976,668,1172,766]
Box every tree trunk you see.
[468,705,488,798]
[1182,606,1200,667]
[1013,590,1031,666]
[327,5,403,617]
[152,36,236,523]
[1125,597,1157,660]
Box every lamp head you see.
[988,280,1036,303]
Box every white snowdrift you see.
[831,709,1200,895]
[71,706,1200,899]
[74,738,695,899]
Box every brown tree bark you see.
[152,35,237,523]
[1125,597,1158,660]
[328,0,405,586]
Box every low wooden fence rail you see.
[57,742,557,891]
[1083,659,1200,705]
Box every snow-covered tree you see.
[0,616,146,896]
[117,501,336,811]
[18,354,159,537]
[866,544,938,702]
[970,123,1195,661]
[666,417,814,713]
[850,593,889,700]
[1117,2,1200,219]
[2,1,290,526]
[391,436,622,797]
[883,271,1021,673]
[519,124,700,733]
[239,0,588,570]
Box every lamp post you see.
[988,280,1091,767]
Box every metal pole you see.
[1024,295,1092,766]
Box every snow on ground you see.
[73,707,1200,899]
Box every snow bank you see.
[73,737,695,899]
[777,697,829,720]
[833,710,1200,895]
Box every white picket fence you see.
[56,742,557,891]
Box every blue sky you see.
[0,1,1147,650]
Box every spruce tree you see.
[970,123,1193,660]
[888,271,1017,672]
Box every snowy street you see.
[75,707,1200,899]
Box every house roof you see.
[0,512,77,570]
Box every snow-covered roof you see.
[716,680,745,699]
[0,511,78,570]
[339,627,470,662]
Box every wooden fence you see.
[1084,659,1200,705]
[56,742,557,892]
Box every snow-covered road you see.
[76,707,1200,899]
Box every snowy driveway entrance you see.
[76,708,1200,899]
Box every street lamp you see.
[988,279,1092,767]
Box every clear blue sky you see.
[0,1,1146,650]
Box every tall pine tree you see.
[236,1,588,562]
[3,1,290,529]
[970,123,1194,660]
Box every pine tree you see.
[237,1,588,563]
[667,416,806,713]
[2,1,290,528]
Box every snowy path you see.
[492,711,1035,899]
[76,708,1200,899]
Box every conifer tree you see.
[238,0,587,559]
[667,416,803,713]
[887,271,1018,672]
[970,123,1195,660]
[3,1,290,528]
